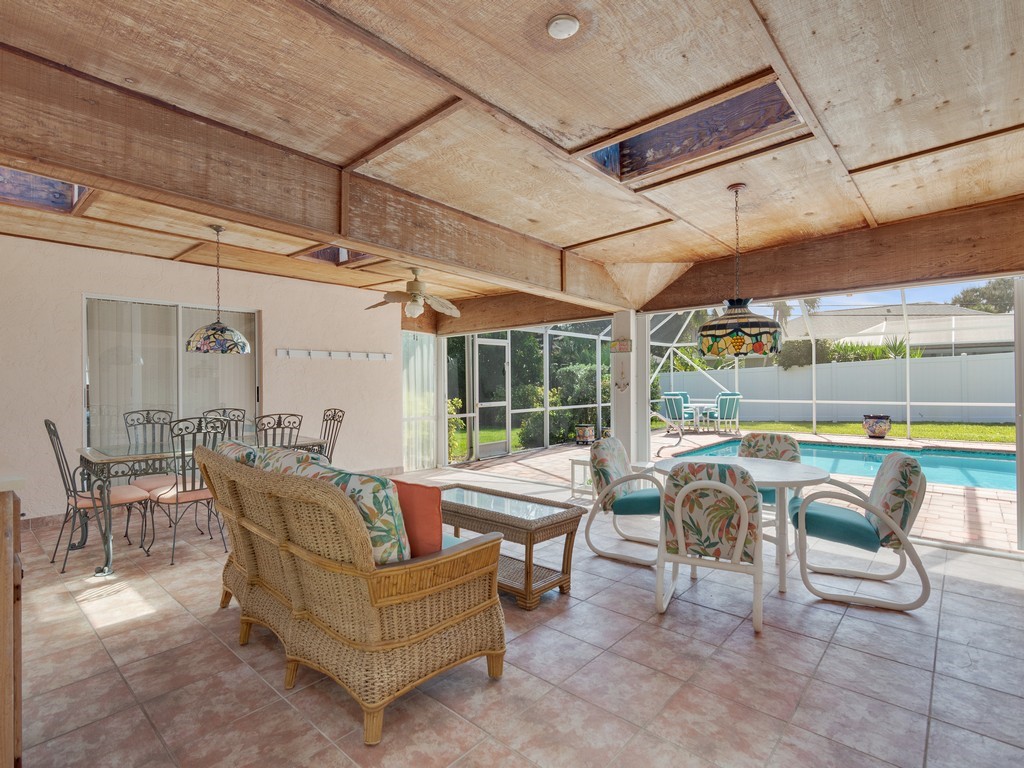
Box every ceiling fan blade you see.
[383,290,414,303]
[423,294,461,317]
[365,300,390,310]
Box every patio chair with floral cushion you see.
[587,436,661,566]
[790,451,930,610]
[657,461,763,631]
[739,431,801,550]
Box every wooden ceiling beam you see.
[0,47,631,311]
[438,293,610,336]
[643,196,1024,312]
[341,175,631,312]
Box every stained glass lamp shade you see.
[696,183,781,359]
[698,299,781,357]
[185,225,251,354]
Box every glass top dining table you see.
[78,434,328,575]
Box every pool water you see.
[677,440,1017,491]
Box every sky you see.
[777,279,992,316]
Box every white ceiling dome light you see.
[547,14,580,40]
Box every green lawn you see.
[739,421,1016,443]
[451,419,1016,462]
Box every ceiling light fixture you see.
[547,14,580,40]
[185,225,251,354]
[697,183,782,358]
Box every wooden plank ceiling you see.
[0,0,1021,332]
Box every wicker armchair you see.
[196,446,506,745]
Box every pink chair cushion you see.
[130,474,178,492]
[73,484,149,510]
[150,479,212,505]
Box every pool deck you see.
[402,429,1020,555]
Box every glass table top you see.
[441,486,568,522]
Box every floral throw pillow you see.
[301,466,410,565]
[217,440,257,467]
[254,446,332,475]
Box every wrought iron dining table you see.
[78,434,328,575]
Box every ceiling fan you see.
[365,268,461,318]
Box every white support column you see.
[610,310,642,461]
[635,313,652,463]
[1014,278,1024,548]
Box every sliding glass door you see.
[85,297,257,446]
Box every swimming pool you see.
[676,441,1017,491]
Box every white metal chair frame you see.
[703,392,742,433]
[656,478,763,631]
[585,467,662,567]
[793,475,931,611]
[650,395,693,457]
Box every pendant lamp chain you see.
[213,224,224,322]
[731,182,743,300]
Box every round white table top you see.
[653,455,830,488]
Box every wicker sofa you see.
[196,445,506,745]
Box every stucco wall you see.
[0,235,404,519]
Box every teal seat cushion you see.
[789,497,881,552]
[610,487,661,516]
[759,487,777,505]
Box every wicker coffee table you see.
[440,484,586,610]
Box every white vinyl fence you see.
[658,352,1014,423]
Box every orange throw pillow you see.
[392,480,443,557]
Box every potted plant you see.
[862,414,892,439]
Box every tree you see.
[950,278,1014,314]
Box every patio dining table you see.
[78,433,327,575]
[654,455,830,592]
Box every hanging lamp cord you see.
[733,185,741,301]
[212,224,224,322]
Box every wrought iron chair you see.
[657,461,763,631]
[702,392,742,432]
[45,419,148,573]
[123,409,177,491]
[203,407,246,440]
[319,407,345,461]
[254,413,303,448]
[586,436,661,566]
[148,416,226,564]
[791,452,930,611]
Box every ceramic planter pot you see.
[862,414,892,439]
[575,424,595,444]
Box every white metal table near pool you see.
[654,455,831,592]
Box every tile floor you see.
[20,438,1024,767]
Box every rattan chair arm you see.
[367,532,503,606]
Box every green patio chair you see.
[703,392,742,432]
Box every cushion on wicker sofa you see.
[217,442,415,565]
[217,440,258,466]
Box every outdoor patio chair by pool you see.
[790,452,930,611]
[651,394,695,456]
[657,461,763,631]
[319,407,346,461]
[587,436,661,566]
[202,407,246,440]
[254,412,303,448]
[45,418,148,573]
[148,416,226,564]
[702,391,742,432]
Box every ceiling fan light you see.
[404,297,425,318]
